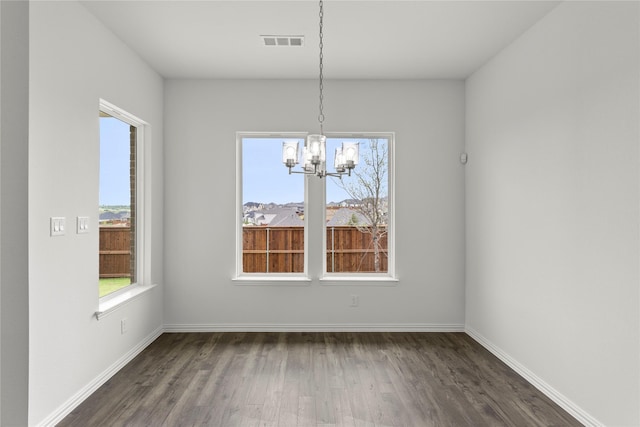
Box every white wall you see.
[465,1,639,425]
[164,79,465,329]
[1,1,29,425]
[29,2,164,425]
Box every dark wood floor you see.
[58,332,581,427]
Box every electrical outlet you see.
[121,318,127,334]
[350,295,359,307]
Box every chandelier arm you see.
[288,169,347,179]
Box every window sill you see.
[320,275,399,285]
[96,284,157,320]
[233,275,312,285]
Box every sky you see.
[99,117,131,206]
[243,137,387,205]
[99,129,387,207]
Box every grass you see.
[99,277,132,298]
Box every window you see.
[99,101,145,298]
[236,134,307,276]
[325,135,394,277]
[235,132,394,281]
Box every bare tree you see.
[333,139,388,272]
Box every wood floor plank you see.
[297,395,317,426]
[329,387,356,427]
[58,332,583,427]
[259,335,288,425]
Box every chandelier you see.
[282,0,359,178]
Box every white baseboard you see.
[465,327,603,427]
[37,326,163,427]
[39,325,602,426]
[163,323,465,333]
[38,323,461,425]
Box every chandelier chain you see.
[283,0,358,179]
[318,0,324,134]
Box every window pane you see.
[99,113,135,296]
[241,137,305,273]
[326,137,389,273]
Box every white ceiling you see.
[81,0,561,80]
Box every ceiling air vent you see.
[261,35,304,47]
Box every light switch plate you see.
[50,217,66,237]
[77,216,89,234]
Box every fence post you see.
[265,227,270,273]
[331,226,335,273]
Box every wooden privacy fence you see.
[99,226,131,278]
[327,226,388,273]
[242,226,387,273]
[243,226,304,273]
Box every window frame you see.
[234,132,310,282]
[320,132,397,283]
[233,131,396,284]
[97,99,151,309]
